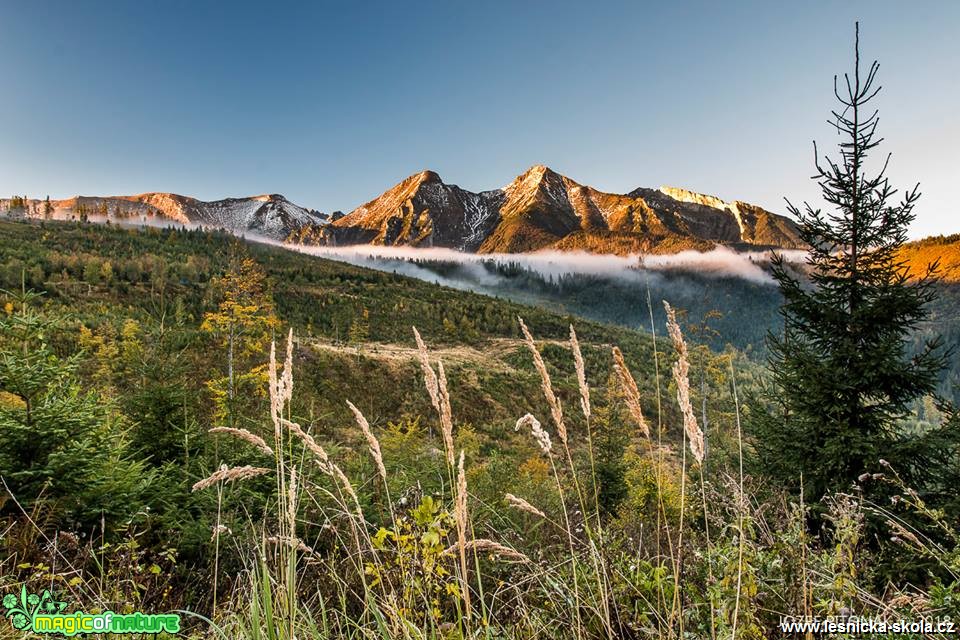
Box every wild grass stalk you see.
[569,326,616,635]
[192,464,272,492]
[518,318,568,456]
[515,409,583,635]
[454,450,472,630]
[663,303,704,465]
[729,355,746,639]
[518,319,600,534]
[612,346,649,439]
[194,330,387,635]
[644,280,676,636]
[571,325,602,533]
[667,301,719,638]
[437,360,456,469]
[519,319,625,634]
[518,317,600,635]
[413,326,454,465]
[208,427,275,457]
[505,493,546,519]
[347,399,394,526]
[412,326,489,631]
[443,539,530,563]
[214,483,223,618]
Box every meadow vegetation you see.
[0,219,958,639]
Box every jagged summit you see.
[505,165,566,196]
[514,164,556,180]
[505,165,563,191]
[413,169,443,184]
[320,168,501,250]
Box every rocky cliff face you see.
[317,165,804,254]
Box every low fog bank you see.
[288,244,808,288]
[278,243,797,353]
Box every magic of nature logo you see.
[2,586,181,636]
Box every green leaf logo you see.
[2,586,70,633]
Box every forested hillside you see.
[899,234,960,282]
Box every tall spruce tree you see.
[753,25,950,507]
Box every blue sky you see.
[1,1,957,237]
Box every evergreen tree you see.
[0,289,147,530]
[593,373,631,517]
[752,25,950,507]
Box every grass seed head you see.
[208,427,274,457]
[413,326,441,412]
[505,493,546,518]
[348,399,387,484]
[516,413,551,455]
[192,464,271,492]
[612,346,650,439]
[443,539,530,563]
[570,325,591,421]
[438,361,456,468]
[664,301,705,463]
[519,316,567,446]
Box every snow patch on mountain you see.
[461,190,502,250]
[659,185,746,235]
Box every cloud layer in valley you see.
[286,244,808,289]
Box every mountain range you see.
[2,193,327,240]
[295,165,804,254]
[3,165,804,253]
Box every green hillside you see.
[1,218,956,639]
[0,221,687,423]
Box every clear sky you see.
[1,1,957,237]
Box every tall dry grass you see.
[14,301,945,640]
[194,311,725,639]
